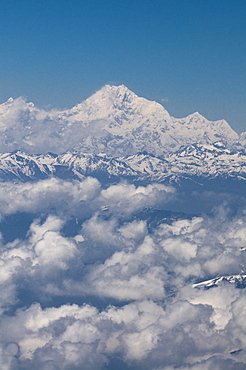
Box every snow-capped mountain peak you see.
[193,275,246,289]
[172,111,238,145]
[63,84,172,129]
[0,85,244,155]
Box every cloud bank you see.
[0,177,245,369]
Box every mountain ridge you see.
[0,85,244,156]
[0,142,245,183]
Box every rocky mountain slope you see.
[0,142,245,183]
[193,275,246,289]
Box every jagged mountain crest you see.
[0,85,243,156]
[193,275,246,289]
[0,142,245,183]
[61,84,172,130]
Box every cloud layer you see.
[0,177,245,369]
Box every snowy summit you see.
[0,85,243,155]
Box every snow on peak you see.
[90,84,167,113]
[84,84,136,105]
[98,83,136,98]
[172,110,238,147]
[187,111,205,119]
[0,85,242,155]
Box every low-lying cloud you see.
[0,178,175,219]
[0,177,245,369]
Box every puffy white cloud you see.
[0,178,176,223]
[181,284,240,330]
[0,175,245,369]
[0,177,101,217]
[2,294,241,369]
[34,231,77,270]
[91,236,164,300]
[97,182,176,215]
[0,215,80,314]
[2,215,77,271]
[82,213,119,247]
[0,300,207,368]
[56,234,166,301]
[118,219,147,240]
[161,238,197,261]
[155,211,246,284]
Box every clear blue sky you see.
[0,0,245,132]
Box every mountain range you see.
[0,84,245,156]
[0,84,245,185]
[0,142,245,184]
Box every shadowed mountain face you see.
[0,84,243,155]
[0,142,245,181]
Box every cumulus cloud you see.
[78,236,166,300]
[1,295,244,369]
[3,215,77,271]
[0,176,245,369]
[0,178,175,220]
[96,182,176,216]
[0,177,101,218]
[0,215,80,314]
[0,300,211,368]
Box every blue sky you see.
[0,0,245,132]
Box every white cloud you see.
[61,235,166,301]
[161,238,197,261]
[97,182,176,215]
[0,296,233,369]
[181,284,240,330]
[0,176,245,369]
[0,177,101,217]
[118,219,147,240]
